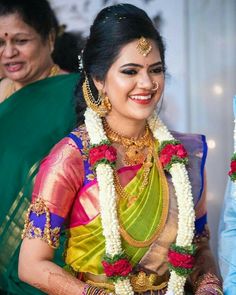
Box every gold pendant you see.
[124,144,146,165]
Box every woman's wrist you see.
[195,273,223,295]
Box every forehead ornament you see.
[136,37,152,57]
[4,32,8,37]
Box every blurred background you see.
[50,0,236,262]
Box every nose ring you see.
[151,81,159,91]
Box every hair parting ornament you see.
[136,36,152,57]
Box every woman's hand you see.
[195,273,223,295]
[19,238,86,294]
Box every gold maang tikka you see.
[136,37,152,57]
[82,74,111,117]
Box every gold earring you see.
[98,90,112,114]
[82,74,111,117]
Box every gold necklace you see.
[48,64,60,77]
[118,146,169,248]
[103,119,151,166]
[114,138,154,201]
[3,64,60,100]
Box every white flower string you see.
[148,114,195,295]
[84,108,195,295]
[85,108,134,295]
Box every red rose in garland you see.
[89,142,117,169]
[159,140,188,171]
[228,153,236,181]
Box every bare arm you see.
[19,238,86,295]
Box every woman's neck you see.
[14,62,59,91]
[104,115,147,139]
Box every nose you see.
[138,73,153,90]
[1,42,18,58]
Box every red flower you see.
[168,250,195,269]
[102,258,132,278]
[175,144,188,158]
[113,259,133,276]
[229,160,236,176]
[89,144,117,166]
[159,143,188,168]
[102,261,115,277]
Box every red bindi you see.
[4,32,8,37]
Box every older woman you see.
[19,3,222,295]
[0,0,79,294]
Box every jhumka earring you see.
[136,36,152,57]
[82,74,112,117]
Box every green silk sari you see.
[0,73,79,294]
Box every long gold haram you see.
[118,146,169,248]
[113,138,154,200]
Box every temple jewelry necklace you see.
[117,142,169,248]
[103,119,151,166]
[113,139,153,201]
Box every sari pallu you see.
[25,126,207,294]
[0,73,79,294]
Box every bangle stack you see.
[195,273,223,295]
[82,284,113,295]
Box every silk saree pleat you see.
[0,73,79,294]
[66,157,168,274]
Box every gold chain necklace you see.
[103,119,151,166]
[114,139,153,201]
[3,64,60,100]
[118,146,169,248]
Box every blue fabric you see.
[218,95,236,294]
[195,214,207,234]
[218,180,236,294]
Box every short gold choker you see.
[103,119,152,166]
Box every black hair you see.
[76,3,166,124]
[0,0,59,41]
[52,31,86,73]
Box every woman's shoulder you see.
[171,130,205,141]
[170,130,207,155]
[42,136,82,169]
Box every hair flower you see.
[228,152,236,181]
[158,140,188,171]
[89,141,117,169]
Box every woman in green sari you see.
[0,0,79,294]
[19,4,222,295]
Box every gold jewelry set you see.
[102,118,169,248]
[82,74,111,117]
[81,37,166,249]
[82,36,156,117]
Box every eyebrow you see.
[120,61,162,68]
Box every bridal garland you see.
[84,108,196,295]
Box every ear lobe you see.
[92,78,105,92]
[48,31,56,53]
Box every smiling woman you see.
[0,0,79,294]
[19,3,222,295]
